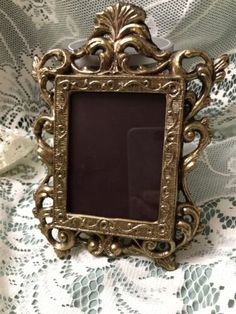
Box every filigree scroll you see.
[32,3,228,270]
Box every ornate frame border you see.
[54,75,184,242]
[32,3,228,270]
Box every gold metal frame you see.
[32,3,228,270]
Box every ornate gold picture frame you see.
[32,3,228,270]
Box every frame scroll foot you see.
[154,255,177,271]
[54,248,71,259]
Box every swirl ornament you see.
[32,3,228,270]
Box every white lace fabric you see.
[0,128,35,175]
[0,1,236,313]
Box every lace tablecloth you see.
[0,1,236,313]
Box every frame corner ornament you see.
[32,2,229,270]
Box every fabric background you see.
[0,1,236,313]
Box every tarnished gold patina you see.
[32,3,228,270]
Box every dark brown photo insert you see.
[67,92,166,221]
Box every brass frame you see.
[32,3,228,270]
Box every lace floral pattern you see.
[12,0,58,29]
[0,50,45,134]
[0,1,236,313]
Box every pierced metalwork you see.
[32,3,228,270]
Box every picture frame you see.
[32,3,228,270]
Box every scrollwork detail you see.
[32,2,229,270]
[32,49,71,109]
[171,49,228,246]
[47,227,76,253]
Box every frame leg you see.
[154,255,177,271]
[54,248,71,258]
